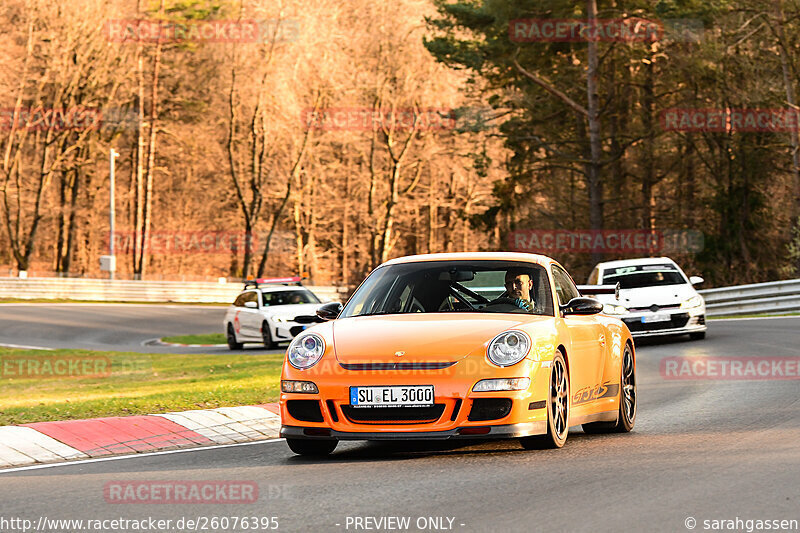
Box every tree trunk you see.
[138,38,162,279]
[586,0,604,265]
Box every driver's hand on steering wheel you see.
[514,298,534,312]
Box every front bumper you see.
[621,312,706,338]
[280,421,546,441]
[280,357,552,438]
[273,322,308,341]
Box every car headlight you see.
[273,315,293,323]
[281,380,319,393]
[473,378,530,392]
[680,295,703,309]
[287,333,325,369]
[487,331,531,367]
[603,303,629,315]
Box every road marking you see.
[0,438,285,474]
[0,343,54,351]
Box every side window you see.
[552,266,580,306]
[588,268,599,285]
[243,291,258,307]
[233,293,246,307]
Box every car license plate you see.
[349,386,434,408]
[642,313,671,323]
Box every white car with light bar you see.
[585,257,707,340]
[223,277,329,350]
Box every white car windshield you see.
[262,290,320,306]
[602,263,687,289]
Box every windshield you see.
[602,263,687,289]
[340,260,554,317]
[261,289,320,306]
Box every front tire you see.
[286,438,337,457]
[262,322,276,350]
[521,350,569,449]
[583,342,636,434]
[226,324,242,350]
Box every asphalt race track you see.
[0,304,280,354]
[2,310,800,532]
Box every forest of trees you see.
[1,0,799,288]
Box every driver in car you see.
[494,268,536,312]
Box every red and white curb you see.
[0,403,281,468]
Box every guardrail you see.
[0,277,346,304]
[699,279,800,317]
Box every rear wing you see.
[577,282,620,300]
[244,276,304,289]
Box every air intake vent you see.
[468,398,512,421]
[341,405,445,424]
[286,400,324,422]
[326,400,339,422]
[339,362,457,371]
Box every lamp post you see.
[105,148,120,280]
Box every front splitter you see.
[280,422,546,441]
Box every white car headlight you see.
[287,333,325,369]
[603,303,629,315]
[680,295,704,309]
[487,331,531,367]
[473,378,530,392]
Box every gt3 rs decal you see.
[571,381,620,405]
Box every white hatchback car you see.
[223,280,327,350]
[586,257,707,340]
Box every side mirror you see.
[316,302,343,321]
[294,314,322,324]
[561,297,603,316]
[689,276,704,286]
[244,301,258,309]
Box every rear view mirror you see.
[316,302,343,321]
[561,297,603,316]
[438,269,475,282]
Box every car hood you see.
[263,303,321,319]
[596,284,697,308]
[332,313,545,364]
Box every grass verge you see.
[161,333,227,345]
[0,347,281,425]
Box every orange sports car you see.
[279,252,636,456]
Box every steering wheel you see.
[483,297,530,313]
